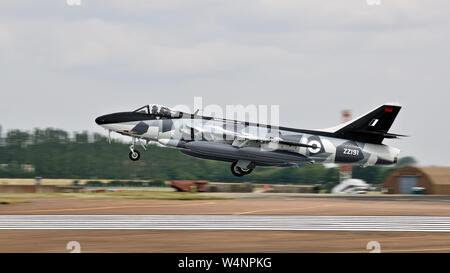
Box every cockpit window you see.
[134,105,151,114]
[133,105,183,119]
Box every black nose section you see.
[95,112,149,125]
[95,115,108,125]
[95,113,120,125]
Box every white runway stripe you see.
[1,215,450,232]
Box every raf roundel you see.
[307,140,322,154]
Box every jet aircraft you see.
[95,103,405,176]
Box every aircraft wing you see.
[184,124,318,149]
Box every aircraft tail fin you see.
[325,103,405,144]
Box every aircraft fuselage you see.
[95,105,401,176]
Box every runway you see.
[1,215,450,232]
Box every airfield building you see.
[383,166,450,195]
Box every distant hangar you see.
[383,166,450,195]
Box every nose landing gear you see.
[128,137,146,161]
[129,149,141,161]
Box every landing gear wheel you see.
[129,150,141,161]
[230,161,254,177]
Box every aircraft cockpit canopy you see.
[134,105,183,118]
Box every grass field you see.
[0,179,77,186]
[0,191,226,204]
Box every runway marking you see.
[1,215,450,232]
[234,204,333,215]
[386,247,450,253]
[4,202,216,214]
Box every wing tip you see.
[384,102,402,108]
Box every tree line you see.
[0,127,416,185]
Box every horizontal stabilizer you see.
[351,130,409,139]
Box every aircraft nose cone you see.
[95,112,136,126]
[95,115,107,125]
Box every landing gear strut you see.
[129,137,141,161]
[231,161,254,177]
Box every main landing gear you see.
[231,161,255,177]
[128,137,146,161]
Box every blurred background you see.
[0,126,417,189]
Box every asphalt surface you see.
[1,215,450,232]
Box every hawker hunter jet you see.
[95,103,405,176]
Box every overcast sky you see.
[0,0,449,165]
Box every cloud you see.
[1,17,304,78]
